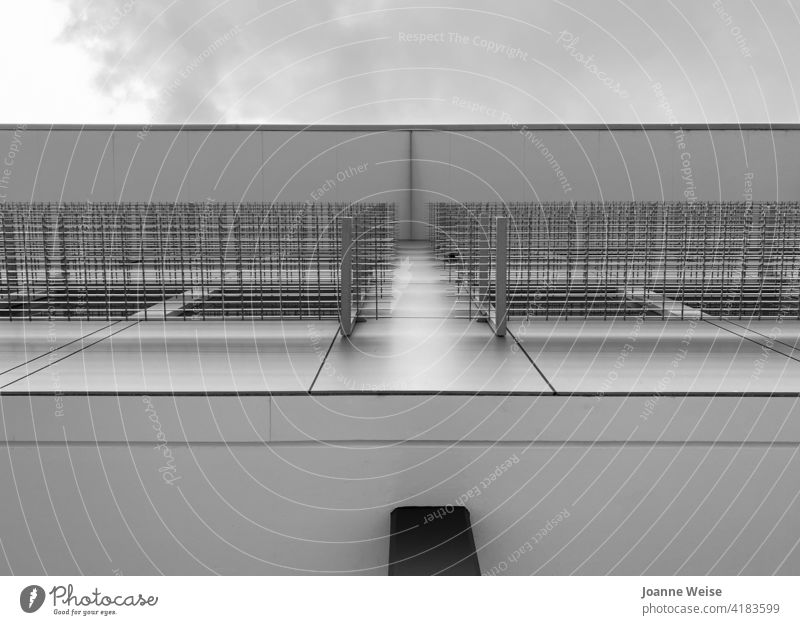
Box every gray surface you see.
[0,127,412,239]
[3,392,798,444]
[0,321,115,373]
[389,241,459,318]
[6,124,800,130]
[2,125,800,576]
[271,394,800,443]
[4,318,800,394]
[3,321,338,393]
[709,319,800,361]
[4,127,800,240]
[313,317,550,392]
[0,321,128,387]
[0,442,797,574]
[1,395,268,443]
[512,319,800,394]
[410,128,800,238]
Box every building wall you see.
[1,125,798,575]
[0,441,797,575]
[0,394,798,575]
[2,126,798,240]
[411,128,800,238]
[0,127,413,238]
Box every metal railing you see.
[430,201,800,331]
[1,202,394,331]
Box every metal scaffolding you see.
[430,201,800,322]
[1,202,395,324]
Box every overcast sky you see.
[3,0,800,124]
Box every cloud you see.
[4,0,800,123]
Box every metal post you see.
[495,217,508,336]
[340,216,354,336]
[479,215,490,317]
[3,210,19,295]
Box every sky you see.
[3,0,800,124]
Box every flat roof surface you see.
[3,240,799,396]
[1,318,799,395]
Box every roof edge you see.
[1,123,800,131]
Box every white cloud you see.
[1,0,798,123]
[1,0,150,122]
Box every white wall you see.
[0,127,412,238]
[0,394,798,575]
[2,126,798,241]
[0,441,796,575]
[410,128,800,238]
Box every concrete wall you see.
[1,124,799,575]
[411,127,800,238]
[1,394,798,575]
[2,441,797,575]
[0,127,412,238]
[2,125,798,240]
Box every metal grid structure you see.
[430,201,800,321]
[1,202,394,322]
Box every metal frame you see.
[431,201,800,322]
[0,202,395,332]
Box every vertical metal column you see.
[494,216,508,336]
[340,216,354,336]
[3,211,19,315]
[478,215,490,317]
